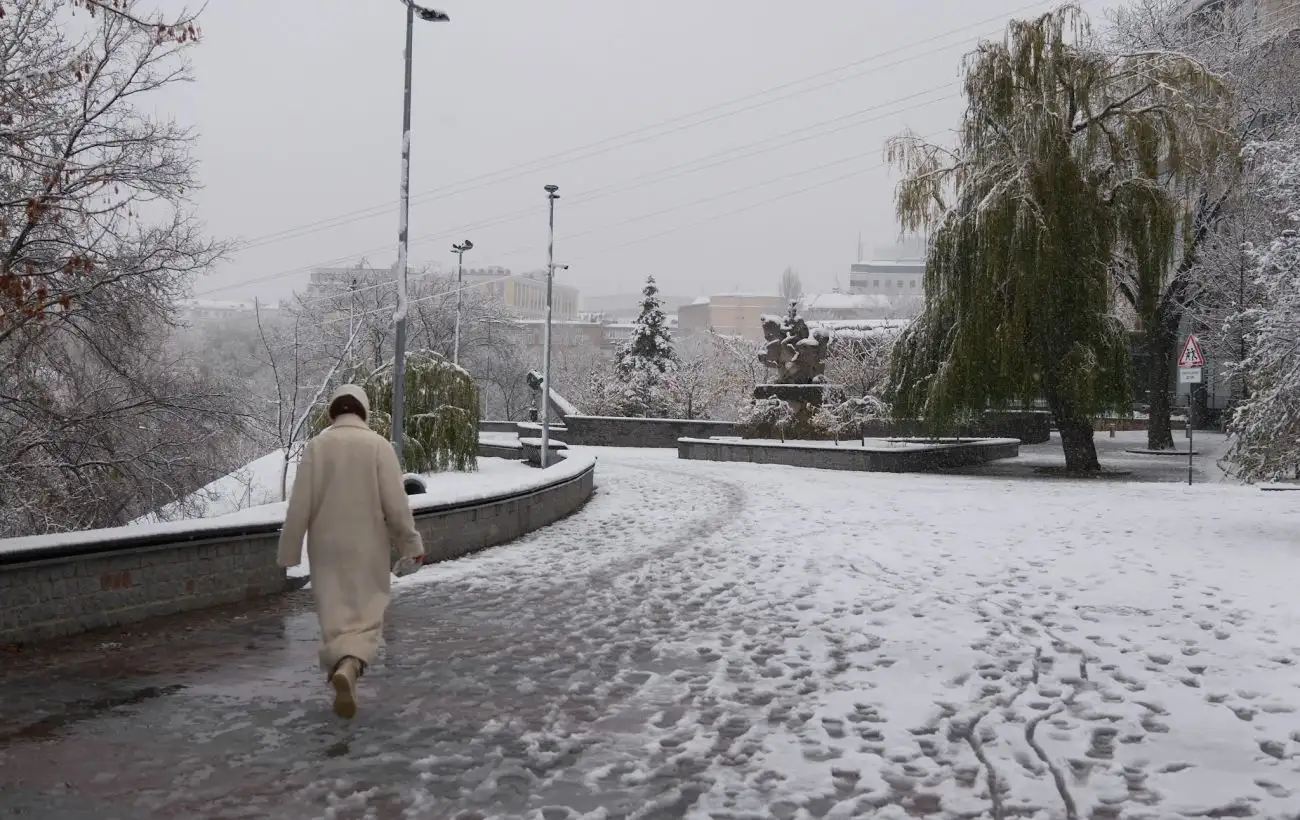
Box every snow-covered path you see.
[2,448,1299,819]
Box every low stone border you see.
[677,436,1020,472]
[0,457,596,646]
[479,440,523,460]
[500,412,1051,448]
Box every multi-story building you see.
[176,298,275,323]
[677,293,789,341]
[848,260,924,298]
[460,267,579,321]
[844,237,927,318]
[306,263,438,298]
[306,264,580,322]
[496,317,644,354]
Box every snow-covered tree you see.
[1223,124,1300,480]
[0,0,242,535]
[616,276,676,376]
[779,267,803,301]
[822,323,903,400]
[607,276,678,415]
[658,334,743,420]
[1106,0,1300,449]
[1224,230,1300,479]
[885,4,1233,472]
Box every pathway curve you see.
[2,448,1300,819]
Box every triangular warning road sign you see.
[1178,334,1205,367]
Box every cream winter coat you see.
[276,384,424,675]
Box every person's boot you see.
[330,657,361,719]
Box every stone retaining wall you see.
[562,415,741,447]
[677,437,1020,472]
[1094,417,1187,432]
[479,420,522,434]
[857,412,1051,445]
[479,441,524,459]
[0,461,596,646]
[539,412,1050,448]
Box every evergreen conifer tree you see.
[616,276,676,376]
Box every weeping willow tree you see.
[312,351,479,473]
[884,4,1233,473]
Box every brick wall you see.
[0,534,284,645]
[0,461,596,646]
[677,437,1020,472]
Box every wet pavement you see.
[1,454,748,819]
[3,446,1299,820]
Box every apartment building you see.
[677,293,789,342]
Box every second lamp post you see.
[539,184,561,468]
[451,239,472,365]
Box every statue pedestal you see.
[748,383,846,440]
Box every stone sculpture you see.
[757,301,830,385]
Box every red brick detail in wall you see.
[185,580,195,595]
[100,571,131,590]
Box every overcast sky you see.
[163,0,1122,305]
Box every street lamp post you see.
[539,184,560,468]
[390,0,449,466]
[451,239,473,365]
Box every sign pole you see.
[1177,333,1205,487]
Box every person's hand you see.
[392,556,423,577]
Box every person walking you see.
[276,384,425,718]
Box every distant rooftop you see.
[852,259,925,270]
[801,292,894,310]
[177,298,266,311]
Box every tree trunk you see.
[1144,302,1181,451]
[1048,399,1101,473]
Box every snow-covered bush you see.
[1226,229,1300,479]
[738,396,795,438]
[812,396,892,438]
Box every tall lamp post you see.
[390,0,450,465]
[451,239,473,365]
[539,184,561,468]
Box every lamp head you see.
[412,4,450,22]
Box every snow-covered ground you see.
[385,447,1300,818]
[3,445,1297,819]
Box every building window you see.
[873,280,879,288]
[910,280,917,288]
[897,280,904,288]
